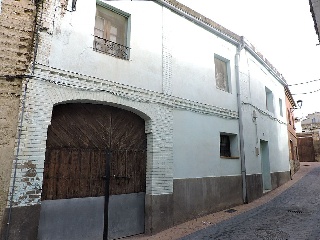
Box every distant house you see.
[1,0,292,239]
[301,112,320,131]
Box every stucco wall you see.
[36,0,239,110]
[173,110,240,179]
[239,50,290,176]
[0,0,35,227]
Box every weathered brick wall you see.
[0,0,35,75]
[0,80,21,228]
[0,0,35,227]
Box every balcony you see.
[93,36,130,60]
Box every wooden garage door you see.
[42,103,146,200]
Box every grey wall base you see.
[0,205,41,240]
[145,193,173,235]
[38,197,104,240]
[271,171,291,190]
[0,171,291,239]
[246,171,291,203]
[173,175,243,225]
[246,174,263,202]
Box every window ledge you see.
[220,156,240,159]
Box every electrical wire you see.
[292,88,320,95]
[288,78,320,86]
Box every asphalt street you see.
[180,166,320,240]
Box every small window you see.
[220,133,239,159]
[93,4,130,60]
[287,109,291,125]
[265,87,274,113]
[290,140,294,160]
[279,98,283,117]
[292,116,295,129]
[215,56,230,92]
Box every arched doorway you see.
[38,103,147,239]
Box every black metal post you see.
[103,150,111,240]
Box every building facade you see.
[285,87,300,175]
[1,0,291,239]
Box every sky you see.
[178,0,320,118]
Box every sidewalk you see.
[128,162,320,240]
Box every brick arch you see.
[53,99,152,123]
[11,80,174,207]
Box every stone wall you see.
[0,0,36,229]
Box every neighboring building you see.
[285,87,300,175]
[1,1,291,239]
[310,0,320,43]
[0,0,36,235]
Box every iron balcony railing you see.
[93,35,130,60]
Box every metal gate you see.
[38,103,147,240]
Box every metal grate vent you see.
[288,209,303,214]
[225,208,237,213]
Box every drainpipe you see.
[235,38,248,204]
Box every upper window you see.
[288,109,291,125]
[93,4,130,60]
[279,98,283,117]
[215,56,230,92]
[265,87,274,113]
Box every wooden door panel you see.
[42,103,146,200]
[42,149,106,200]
